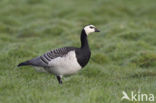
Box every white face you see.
[83,25,99,35]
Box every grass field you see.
[0,0,156,103]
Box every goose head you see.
[83,24,100,35]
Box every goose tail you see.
[17,61,30,67]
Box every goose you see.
[18,24,100,84]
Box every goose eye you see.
[90,26,94,29]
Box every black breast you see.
[75,48,91,67]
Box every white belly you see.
[47,51,82,76]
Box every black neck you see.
[80,29,89,49]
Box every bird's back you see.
[18,47,76,67]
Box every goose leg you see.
[56,76,62,84]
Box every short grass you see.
[0,0,156,103]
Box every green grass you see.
[0,0,156,103]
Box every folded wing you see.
[19,47,75,67]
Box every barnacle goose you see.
[18,24,100,84]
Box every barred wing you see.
[19,47,76,67]
[38,47,75,66]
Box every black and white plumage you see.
[18,24,100,84]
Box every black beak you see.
[95,28,100,32]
